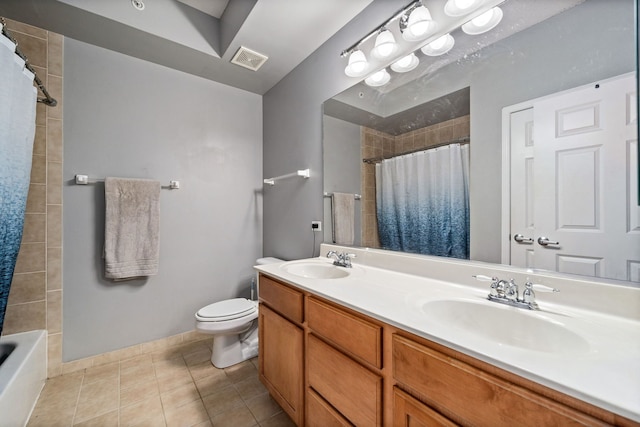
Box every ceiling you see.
[0,0,373,95]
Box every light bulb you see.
[402,5,437,42]
[391,53,419,73]
[344,50,369,77]
[365,68,391,87]
[421,34,455,56]
[461,7,503,35]
[444,0,483,17]
[454,0,474,8]
[371,30,398,60]
[471,9,493,26]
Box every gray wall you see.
[322,116,362,246]
[263,0,635,262]
[63,39,262,361]
[263,0,407,260]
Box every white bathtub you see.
[0,330,46,427]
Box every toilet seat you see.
[196,298,257,322]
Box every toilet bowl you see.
[195,257,283,368]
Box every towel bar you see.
[74,174,180,189]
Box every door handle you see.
[513,234,534,244]
[537,236,560,246]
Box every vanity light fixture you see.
[344,49,370,77]
[461,6,503,35]
[371,29,399,60]
[444,0,484,17]
[401,4,438,42]
[365,68,391,87]
[421,33,455,56]
[391,53,419,73]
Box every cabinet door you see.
[393,387,458,427]
[259,304,304,426]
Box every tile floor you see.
[27,340,295,427]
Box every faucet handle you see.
[472,274,496,282]
[529,283,559,293]
[326,250,338,258]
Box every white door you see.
[510,73,640,282]
[509,107,536,269]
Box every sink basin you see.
[422,299,590,354]
[281,262,350,279]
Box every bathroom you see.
[0,0,638,426]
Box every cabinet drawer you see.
[307,389,353,427]
[308,297,382,368]
[308,334,382,426]
[259,274,303,323]
[392,334,607,427]
[393,387,458,427]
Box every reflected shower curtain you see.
[0,31,37,335]
[376,144,470,259]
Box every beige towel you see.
[104,177,161,280]
[332,192,355,245]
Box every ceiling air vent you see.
[230,46,268,71]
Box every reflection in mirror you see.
[323,0,639,285]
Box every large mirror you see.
[323,0,639,285]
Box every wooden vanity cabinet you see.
[258,273,638,427]
[258,275,304,426]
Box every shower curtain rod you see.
[362,136,470,164]
[1,17,57,107]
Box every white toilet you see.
[195,257,283,368]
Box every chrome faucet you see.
[326,251,356,268]
[473,275,559,310]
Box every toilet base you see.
[210,321,258,368]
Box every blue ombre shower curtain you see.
[376,144,470,259]
[0,31,38,335]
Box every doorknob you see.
[513,234,534,244]
[537,236,560,246]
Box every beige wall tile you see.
[7,272,46,305]
[48,333,63,378]
[33,125,46,155]
[30,154,46,184]
[46,119,63,162]
[14,242,45,273]
[47,32,63,77]
[47,204,62,248]
[10,32,47,68]
[26,184,46,213]
[47,76,63,120]
[47,247,62,291]
[36,103,46,126]
[47,161,62,204]
[5,18,48,39]
[47,290,62,333]
[21,213,46,243]
[2,301,46,334]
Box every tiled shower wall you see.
[2,18,64,378]
[360,115,470,248]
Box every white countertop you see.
[255,256,640,423]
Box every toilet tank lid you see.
[256,257,283,265]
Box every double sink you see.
[278,258,588,355]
